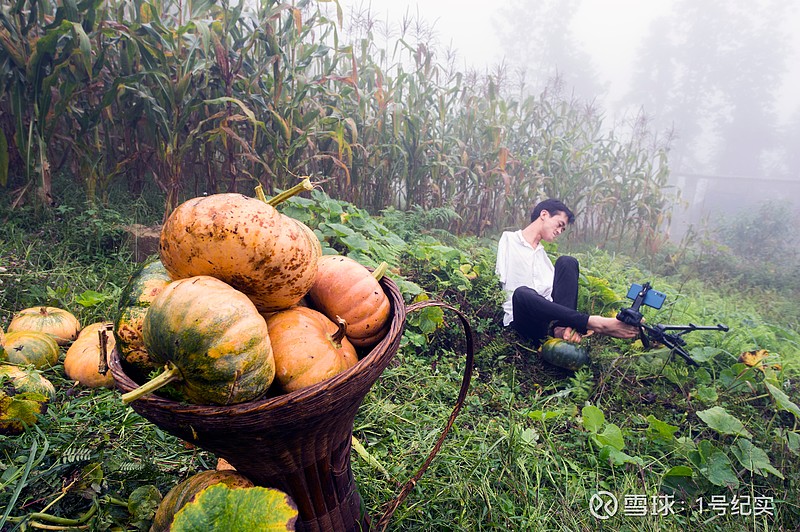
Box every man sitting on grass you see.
[495,198,638,346]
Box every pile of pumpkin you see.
[0,306,116,434]
[116,181,391,405]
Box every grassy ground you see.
[1,188,798,531]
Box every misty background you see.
[333,0,800,239]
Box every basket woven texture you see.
[110,277,407,532]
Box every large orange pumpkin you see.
[159,193,320,312]
[307,256,391,348]
[64,322,116,388]
[8,306,80,345]
[2,331,60,369]
[265,306,358,393]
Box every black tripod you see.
[639,322,729,366]
[617,282,729,366]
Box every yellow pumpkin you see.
[3,331,60,369]
[0,328,5,359]
[265,306,358,393]
[8,306,80,345]
[159,193,320,312]
[64,322,116,388]
[307,256,391,348]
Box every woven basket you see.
[109,276,473,531]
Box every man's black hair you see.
[530,199,575,224]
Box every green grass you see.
[1,191,799,531]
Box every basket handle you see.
[375,300,475,530]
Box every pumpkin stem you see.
[254,177,313,207]
[331,316,348,346]
[120,363,182,404]
[372,262,389,281]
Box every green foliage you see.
[1,192,799,530]
[0,0,676,253]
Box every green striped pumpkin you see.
[114,258,173,381]
[2,331,60,369]
[135,276,275,405]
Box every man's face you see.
[540,210,570,242]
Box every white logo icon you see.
[589,491,619,520]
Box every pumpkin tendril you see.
[120,363,182,404]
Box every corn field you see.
[1,0,677,251]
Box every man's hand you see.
[553,326,594,344]
[586,316,640,339]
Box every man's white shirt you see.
[495,230,555,326]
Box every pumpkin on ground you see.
[64,322,116,388]
[0,328,6,359]
[2,331,60,369]
[307,256,391,349]
[0,364,56,400]
[123,276,275,405]
[540,337,591,371]
[265,306,358,393]
[159,192,320,312]
[150,470,254,532]
[114,258,172,381]
[8,306,80,345]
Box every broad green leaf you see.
[527,409,563,422]
[731,439,784,479]
[694,368,712,385]
[581,405,604,434]
[764,382,800,419]
[694,384,718,404]
[645,414,679,443]
[320,222,355,237]
[663,465,693,478]
[688,346,721,363]
[660,466,696,496]
[688,440,738,488]
[704,450,739,489]
[520,427,540,445]
[594,423,624,451]
[171,484,297,532]
[340,234,370,252]
[696,406,752,438]
[75,290,112,307]
[598,445,643,466]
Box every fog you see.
[332,0,800,236]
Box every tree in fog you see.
[496,0,604,100]
[625,0,794,178]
